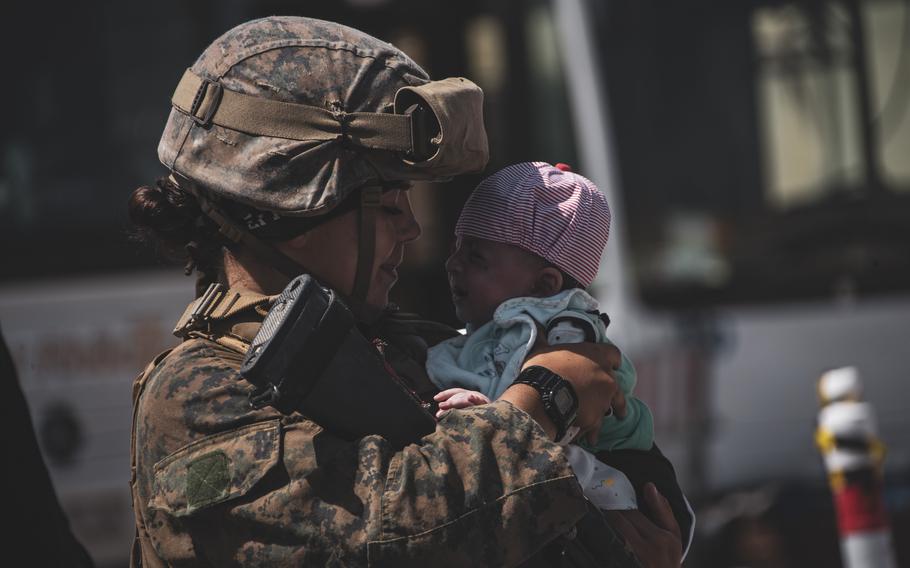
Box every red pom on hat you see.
[554,163,572,172]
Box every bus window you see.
[754,2,910,206]
[589,0,910,309]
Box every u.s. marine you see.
[128,15,682,567]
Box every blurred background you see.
[1,0,908,565]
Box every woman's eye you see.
[382,206,404,215]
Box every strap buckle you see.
[361,185,382,207]
[173,283,226,336]
[191,282,226,324]
[248,383,282,410]
[190,76,223,127]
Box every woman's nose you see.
[397,197,422,243]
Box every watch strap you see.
[514,366,577,441]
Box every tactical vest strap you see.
[173,283,274,340]
[129,347,174,568]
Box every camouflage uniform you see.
[131,17,642,566]
[130,291,639,566]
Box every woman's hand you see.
[605,483,683,567]
[520,342,627,444]
[433,388,491,418]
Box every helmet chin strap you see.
[172,174,382,322]
[350,186,381,315]
[171,174,308,278]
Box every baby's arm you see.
[433,388,492,418]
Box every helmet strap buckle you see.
[190,77,223,127]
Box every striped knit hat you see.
[455,161,611,288]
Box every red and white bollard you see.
[816,366,896,568]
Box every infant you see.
[426,162,693,555]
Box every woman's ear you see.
[532,267,564,297]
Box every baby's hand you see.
[433,388,492,418]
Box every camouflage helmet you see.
[158,16,489,217]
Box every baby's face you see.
[445,236,544,328]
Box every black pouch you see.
[240,274,437,447]
[522,503,641,568]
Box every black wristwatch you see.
[513,366,578,441]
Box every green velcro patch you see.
[186,450,230,510]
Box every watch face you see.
[553,387,575,414]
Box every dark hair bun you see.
[128,177,209,261]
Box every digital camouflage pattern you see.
[159,16,470,217]
[137,16,647,567]
[131,292,646,567]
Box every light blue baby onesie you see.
[427,288,653,452]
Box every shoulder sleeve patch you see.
[187,450,230,510]
[150,420,280,517]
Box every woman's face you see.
[279,187,421,309]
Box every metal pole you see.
[816,367,896,568]
[844,0,884,193]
